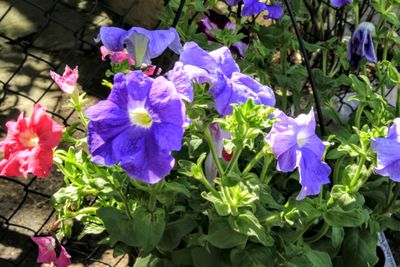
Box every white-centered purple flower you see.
[331,0,352,8]
[348,22,377,68]
[167,42,275,115]
[86,71,187,184]
[98,26,182,67]
[265,109,331,200]
[371,119,400,182]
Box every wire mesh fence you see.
[0,0,149,265]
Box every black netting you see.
[0,0,153,265]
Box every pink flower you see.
[100,46,136,65]
[50,65,79,94]
[0,104,63,178]
[100,46,161,76]
[31,236,71,267]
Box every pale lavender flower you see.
[265,109,331,200]
[98,26,182,67]
[348,22,377,68]
[371,119,400,182]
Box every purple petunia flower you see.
[330,0,353,8]
[348,22,377,68]
[86,71,187,184]
[168,42,275,115]
[371,119,400,182]
[265,109,331,200]
[98,26,182,67]
[225,0,267,16]
[264,3,284,20]
[197,10,250,58]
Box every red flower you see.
[0,104,63,178]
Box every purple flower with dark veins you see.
[265,109,331,200]
[371,119,400,182]
[167,42,275,115]
[98,26,182,67]
[348,22,377,68]
[86,71,187,184]
[197,10,250,58]
[331,0,353,8]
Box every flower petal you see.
[99,26,127,51]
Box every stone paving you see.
[0,0,149,266]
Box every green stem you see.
[281,48,288,112]
[263,214,280,226]
[304,222,329,243]
[322,49,328,76]
[204,126,225,177]
[242,147,267,175]
[355,103,366,129]
[225,147,243,175]
[260,155,273,184]
[333,156,344,185]
[350,154,366,190]
[65,207,98,219]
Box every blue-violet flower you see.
[98,26,182,67]
[225,0,267,16]
[168,42,275,115]
[86,71,187,184]
[264,3,284,20]
[371,119,400,182]
[331,0,352,8]
[348,22,377,68]
[265,109,331,200]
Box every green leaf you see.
[132,207,166,252]
[339,228,378,266]
[331,227,344,248]
[133,253,173,267]
[191,247,227,267]
[228,211,274,246]
[304,247,332,267]
[206,219,248,249]
[77,223,105,240]
[323,207,369,227]
[97,207,137,246]
[230,244,275,267]
[158,215,197,251]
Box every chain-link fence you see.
[0,0,158,265]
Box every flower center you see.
[19,133,39,147]
[128,107,152,128]
[296,131,309,147]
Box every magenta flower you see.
[265,109,331,200]
[50,65,78,94]
[371,119,400,182]
[100,45,136,65]
[86,71,187,184]
[31,236,71,267]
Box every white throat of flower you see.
[296,131,309,147]
[131,33,149,68]
[129,107,152,129]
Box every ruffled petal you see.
[209,46,240,77]
[179,42,218,72]
[276,147,300,172]
[297,148,331,200]
[99,26,127,51]
[242,0,267,16]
